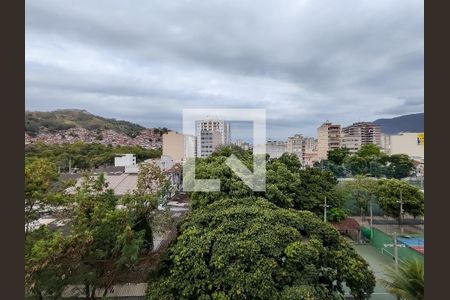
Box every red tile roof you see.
[332,218,361,231]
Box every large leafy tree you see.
[376,179,424,218]
[294,168,341,214]
[380,259,424,300]
[327,148,349,165]
[356,144,386,161]
[26,163,171,299]
[277,153,302,173]
[388,154,415,179]
[338,176,379,216]
[148,198,375,300]
[25,158,63,235]
[186,147,258,209]
[188,146,344,217]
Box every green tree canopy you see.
[26,164,171,299]
[317,144,415,179]
[337,176,379,216]
[327,148,349,165]
[188,146,344,218]
[25,158,63,235]
[148,198,375,300]
[376,179,424,218]
[388,154,415,179]
[356,144,386,160]
[25,142,161,172]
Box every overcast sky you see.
[25,0,423,139]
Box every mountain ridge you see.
[373,112,424,135]
[25,109,163,137]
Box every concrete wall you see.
[163,131,185,162]
[386,132,424,159]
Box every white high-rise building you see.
[196,119,231,157]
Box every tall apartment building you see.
[196,119,231,157]
[162,131,196,162]
[303,137,318,153]
[342,122,381,153]
[287,134,304,158]
[341,135,361,153]
[302,137,319,167]
[317,121,341,160]
[266,140,287,159]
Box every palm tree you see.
[380,259,424,300]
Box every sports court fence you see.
[361,227,424,264]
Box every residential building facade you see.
[287,134,304,159]
[266,140,287,159]
[163,131,197,162]
[196,119,231,157]
[317,122,341,160]
[342,122,381,153]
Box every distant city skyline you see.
[26,0,423,139]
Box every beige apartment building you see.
[341,122,381,153]
[287,134,304,158]
[317,121,341,160]
[341,135,361,154]
[162,131,196,162]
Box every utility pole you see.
[398,189,404,234]
[69,157,72,174]
[393,231,399,272]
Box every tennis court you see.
[398,236,424,254]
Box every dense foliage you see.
[25,158,67,235]
[316,145,415,179]
[338,176,424,219]
[25,142,161,171]
[25,109,146,137]
[376,179,424,218]
[148,198,376,300]
[25,162,170,299]
[187,148,344,220]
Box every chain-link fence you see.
[361,227,424,264]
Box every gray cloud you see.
[25,0,423,139]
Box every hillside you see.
[25,109,146,137]
[373,112,424,135]
[24,109,170,149]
